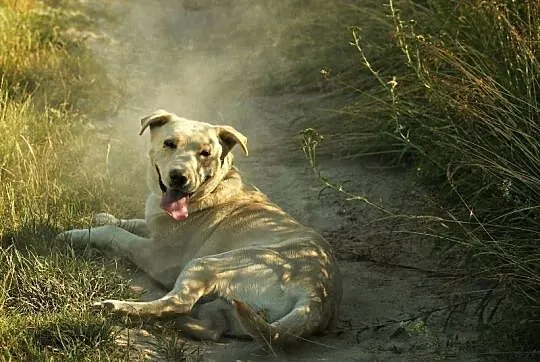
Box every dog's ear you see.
[216,125,248,157]
[139,110,172,135]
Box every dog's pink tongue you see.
[160,190,189,221]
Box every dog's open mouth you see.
[156,166,192,221]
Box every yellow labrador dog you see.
[59,110,341,346]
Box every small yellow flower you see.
[387,76,398,89]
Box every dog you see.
[58,109,341,346]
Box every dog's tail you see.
[232,299,326,348]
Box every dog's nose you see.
[169,169,188,188]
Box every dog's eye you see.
[163,139,177,149]
[200,150,211,158]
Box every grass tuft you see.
[0,245,133,360]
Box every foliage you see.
[308,0,540,352]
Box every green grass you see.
[0,246,134,360]
[0,0,120,114]
[0,0,144,359]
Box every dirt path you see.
[86,1,484,360]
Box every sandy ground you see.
[85,1,486,360]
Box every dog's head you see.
[139,109,248,221]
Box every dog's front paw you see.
[56,229,91,248]
[93,299,141,316]
[93,299,121,312]
[93,213,119,226]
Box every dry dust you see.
[83,1,485,360]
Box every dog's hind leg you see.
[93,249,271,317]
[93,256,216,316]
[173,299,237,341]
[93,243,338,345]
[233,296,325,347]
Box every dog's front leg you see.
[93,212,150,237]
[57,225,151,261]
[94,257,216,317]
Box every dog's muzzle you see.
[155,165,191,221]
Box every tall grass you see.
[0,1,141,359]
[309,0,540,353]
[396,1,539,351]
[0,0,119,114]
